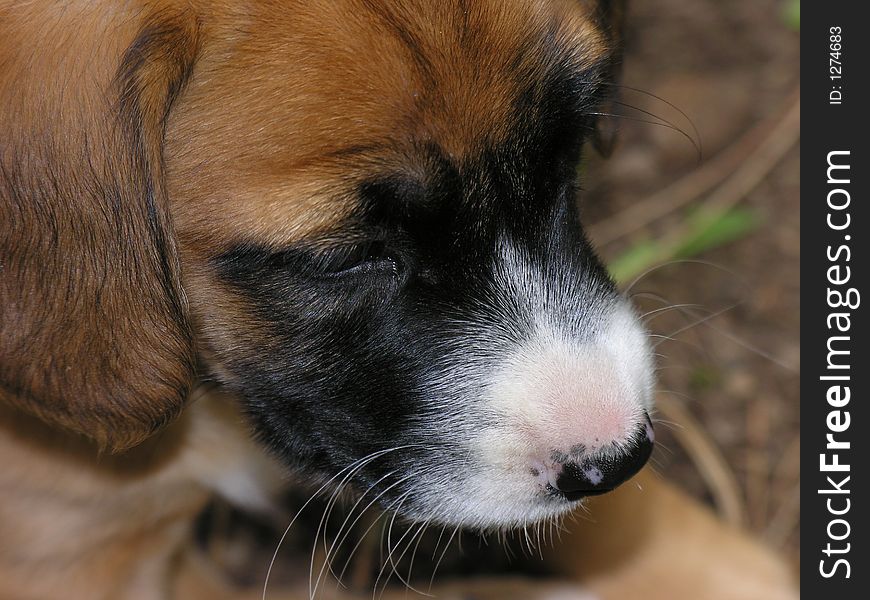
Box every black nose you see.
[554,416,654,501]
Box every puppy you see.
[0,1,795,599]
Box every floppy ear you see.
[589,0,628,157]
[0,7,201,451]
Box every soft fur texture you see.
[2,0,653,528]
[0,2,797,599]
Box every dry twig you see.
[656,395,746,527]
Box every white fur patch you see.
[408,241,655,528]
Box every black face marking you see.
[203,37,638,527]
[210,130,617,512]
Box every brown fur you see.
[0,2,197,451]
[0,2,796,599]
[1,0,610,451]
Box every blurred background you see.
[585,0,800,569]
[201,0,801,591]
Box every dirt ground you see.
[202,0,802,590]
[585,0,801,568]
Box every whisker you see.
[650,417,685,431]
[318,473,415,594]
[427,526,461,593]
[649,333,707,353]
[639,303,703,323]
[656,389,695,403]
[381,520,434,597]
[521,524,534,556]
[584,111,700,156]
[612,99,701,157]
[611,100,702,160]
[264,456,381,600]
[313,471,396,595]
[405,519,432,591]
[373,492,415,599]
[335,506,392,585]
[623,259,744,297]
[261,445,413,600]
[310,459,375,599]
[656,303,739,346]
[692,315,798,372]
[310,448,435,598]
[600,82,702,152]
[430,524,448,562]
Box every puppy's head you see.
[1,0,651,529]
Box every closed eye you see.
[213,240,402,290]
[312,240,399,278]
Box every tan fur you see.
[0,2,796,599]
[0,390,283,600]
[547,470,799,600]
[164,0,608,252]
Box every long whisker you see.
[373,491,414,599]
[584,111,701,157]
[678,306,798,371]
[335,484,416,586]
[263,457,374,600]
[392,519,435,597]
[314,472,413,595]
[310,459,379,599]
[322,471,396,585]
[405,518,430,590]
[427,525,461,593]
[623,259,744,297]
[639,303,703,323]
[599,81,702,148]
[656,303,739,346]
[611,100,702,160]
[430,524,448,563]
[308,446,431,599]
[262,445,411,600]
